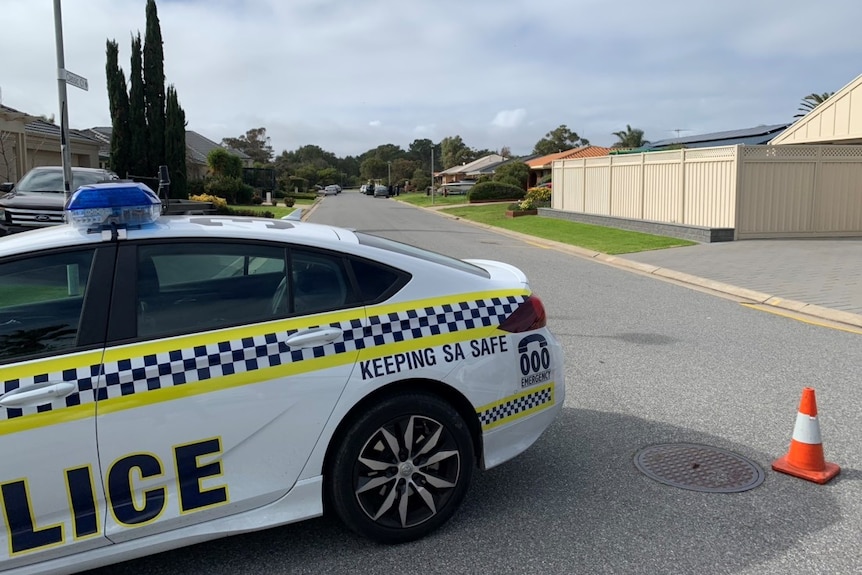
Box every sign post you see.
[53,0,89,208]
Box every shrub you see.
[520,186,552,210]
[493,161,530,189]
[251,193,264,205]
[225,207,274,218]
[187,179,207,197]
[468,181,526,202]
[283,196,296,207]
[190,193,228,210]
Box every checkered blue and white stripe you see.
[478,384,553,429]
[1,295,526,421]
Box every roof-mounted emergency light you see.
[66,182,161,231]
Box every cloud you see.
[491,109,527,129]
[1,0,861,157]
[368,120,382,127]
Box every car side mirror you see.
[0,183,13,193]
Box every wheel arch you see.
[321,378,484,485]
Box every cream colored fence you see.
[551,145,862,239]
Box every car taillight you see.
[499,295,546,333]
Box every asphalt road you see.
[91,190,862,575]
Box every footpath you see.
[420,203,862,330]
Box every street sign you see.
[60,68,88,91]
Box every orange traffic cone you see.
[772,387,840,484]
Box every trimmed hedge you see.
[468,181,526,202]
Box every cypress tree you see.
[144,0,166,176]
[105,39,131,177]
[164,85,187,199]
[128,33,149,177]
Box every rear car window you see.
[355,232,490,278]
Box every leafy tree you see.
[361,144,405,164]
[611,125,649,149]
[360,157,388,181]
[143,0,166,175]
[164,85,187,198]
[318,167,339,185]
[207,148,243,179]
[222,127,274,165]
[411,167,431,192]
[795,92,834,118]
[390,158,419,185]
[493,161,530,189]
[440,135,474,169]
[128,33,149,177]
[407,139,440,171]
[532,124,589,156]
[105,39,131,177]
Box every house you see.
[644,124,790,151]
[770,72,862,145]
[544,70,862,241]
[527,146,610,188]
[85,127,252,181]
[184,130,253,180]
[436,154,505,184]
[0,104,100,183]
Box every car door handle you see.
[0,381,78,408]
[284,327,343,348]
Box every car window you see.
[0,249,96,362]
[16,170,114,193]
[290,250,353,315]
[349,257,409,303]
[136,243,286,338]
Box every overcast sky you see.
[2,0,861,158]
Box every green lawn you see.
[234,198,316,219]
[396,192,473,208]
[440,204,696,254]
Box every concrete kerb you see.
[422,205,862,330]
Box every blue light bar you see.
[66,182,161,230]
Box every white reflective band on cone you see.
[792,412,822,445]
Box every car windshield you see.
[15,170,113,193]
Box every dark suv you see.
[0,166,118,235]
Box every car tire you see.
[327,392,474,543]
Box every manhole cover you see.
[634,443,764,493]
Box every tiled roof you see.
[24,119,100,145]
[528,146,610,168]
[86,127,251,164]
[185,130,251,164]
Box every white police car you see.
[0,182,565,574]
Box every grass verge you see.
[396,193,472,208]
[233,198,316,219]
[440,204,697,254]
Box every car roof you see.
[0,216,358,257]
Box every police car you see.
[0,183,565,574]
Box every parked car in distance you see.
[321,185,340,196]
[364,184,376,196]
[360,185,367,194]
[374,185,390,198]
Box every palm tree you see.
[611,125,649,149]
[794,92,834,118]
